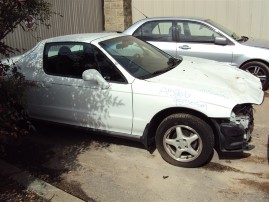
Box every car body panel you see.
[12,36,134,135]
[27,75,133,134]
[242,38,269,49]
[3,33,264,150]
[176,42,233,63]
[130,58,263,136]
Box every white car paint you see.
[130,61,263,136]
[4,33,264,134]
[2,33,264,167]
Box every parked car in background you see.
[3,33,264,167]
[123,17,269,90]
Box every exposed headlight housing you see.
[230,104,254,142]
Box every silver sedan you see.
[123,17,269,90]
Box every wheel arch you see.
[239,59,269,90]
[239,59,269,69]
[141,107,218,149]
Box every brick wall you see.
[104,0,132,32]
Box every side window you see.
[44,43,126,83]
[93,46,126,83]
[43,42,97,78]
[177,21,221,43]
[177,22,184,35]
[151,22,171,35]
[133,21,173,42]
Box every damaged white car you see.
[5,33,264,167]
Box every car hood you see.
[146,57,264,107]
[242,38,269,49]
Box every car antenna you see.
[133,6,148,18]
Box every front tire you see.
[241,61,269,90]
[156,113,214,168]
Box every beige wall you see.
[132,0,269,40]
[104,0,132,31]
[3,0,103,57]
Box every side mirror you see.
[214,36,228,45]
[82,69,110,89]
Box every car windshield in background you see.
[99,36,181,79]
[205,19,241,41]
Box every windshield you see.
[99,36,181,79]
[205,19,241,41]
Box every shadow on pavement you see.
[0,121,145,201]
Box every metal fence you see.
[2,0,104,58]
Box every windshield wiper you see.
[237,35,249,42]
[241,36,249,41]
[152,65,176,76]
[167,57,181,67]
[148,58,180,77]
[139,65,175,79]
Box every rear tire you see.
[155,113,214,168]
[241,61,269,90]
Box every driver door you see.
[176,21,233,63]
[27,42,133,134]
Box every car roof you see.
[123,17,209,34]
[43,32,125,43]
[136,17,208,21]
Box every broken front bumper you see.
[213,104,254,152]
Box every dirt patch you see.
[93,141,111,150]
[0,174,49,202]
[202,162,264,178]
[238,179,269,194]
[264,173,269,179]
[218,187,245,194]
[202,162,241,172]
[241,155,267,164]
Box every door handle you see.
[178,45,191,50]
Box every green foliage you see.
[0,0,54,57]
[0,0,54,148]
[0,61,32,148]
